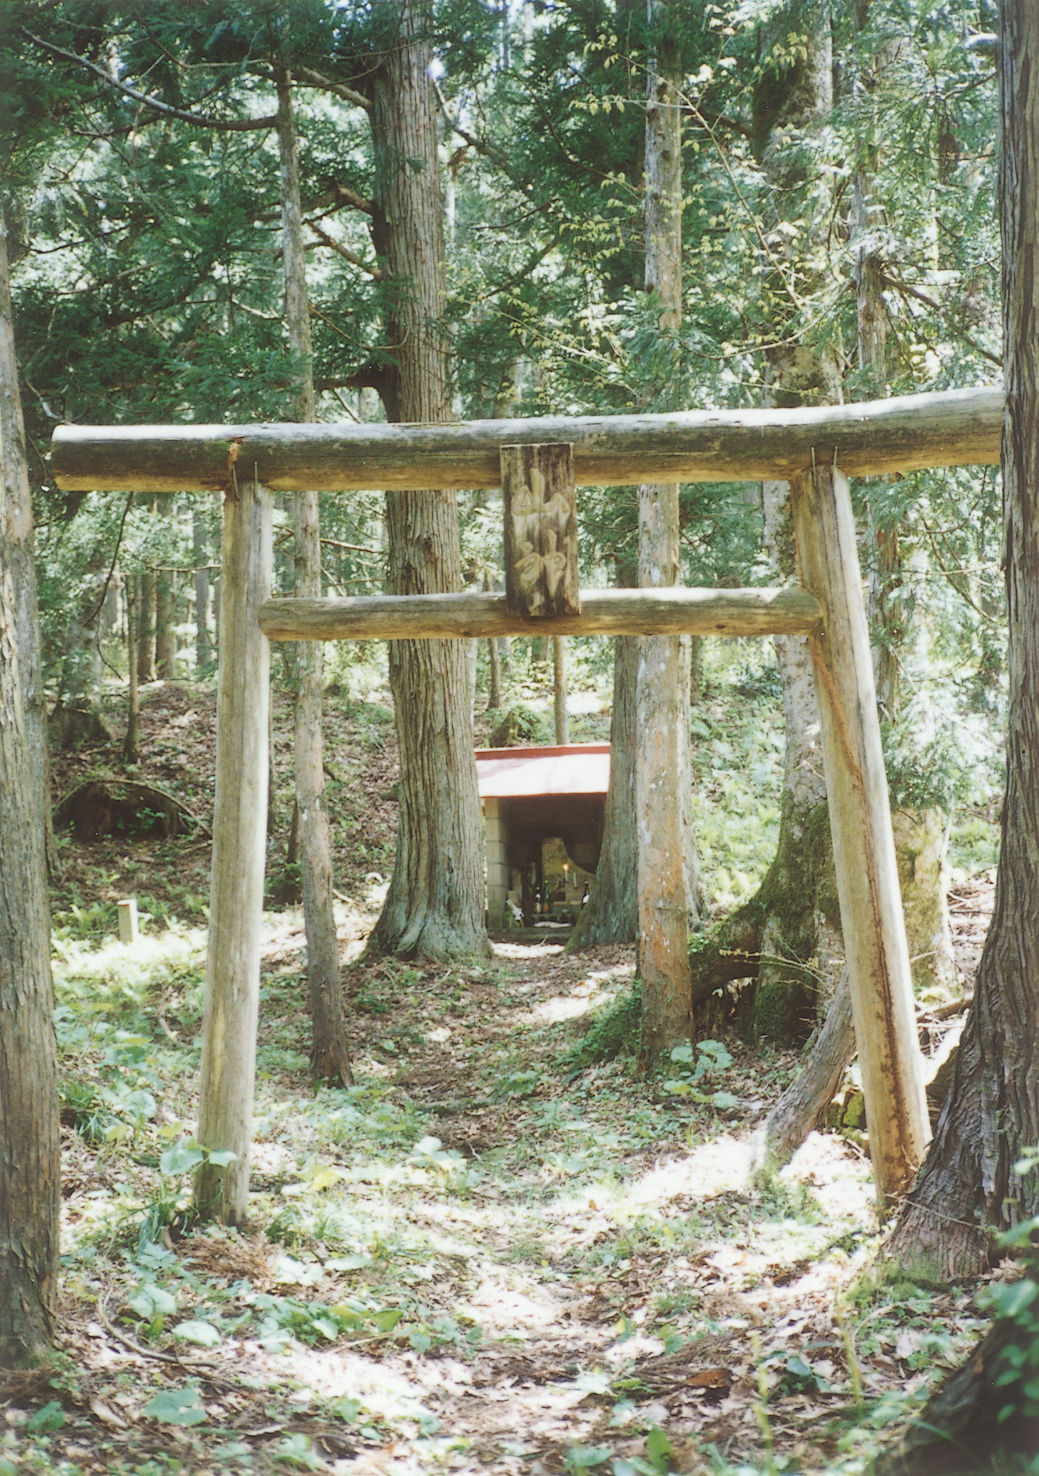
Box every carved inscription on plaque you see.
[501,443,579,617]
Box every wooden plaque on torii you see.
[500,443,580,618]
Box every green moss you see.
[560,985,641,1070]
[750,970,812,1043]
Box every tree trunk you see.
[883,0,1039,1281]
[487,637,502,709]
[758,968,855,1171]
[703,11,846,1051]
[567,628,639,951]
[365,0,487,960]
[155,570,176,679]
[484,573,502,710]
[294,486,351,1085]
[193,509,212,670]
[0,215,59,1367]
[276,63,352,1086]
[137,564,156,684]
[850,24,956,997]
[716,458,846,1046]
[552,636,569,744]
[124,575,139,764]
[875,1297,1039,1474]
[637,0,698,1066]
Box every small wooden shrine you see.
[474,743,610,926]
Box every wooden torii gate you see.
[52,385,1003,1218]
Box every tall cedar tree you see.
[0,214,59,1366]
[275,60,352,1085]
[636,0,699,1065]
[365,0,487,960]
[883,0,1039,1284]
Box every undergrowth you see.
[9,641,1013,1475]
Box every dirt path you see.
[21,683,995,1474]
[31,931,987,1475]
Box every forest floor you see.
[2,676,1011,1476]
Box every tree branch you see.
[290,64,372,112]
[306,180,375,218]
[432,79,516,179]
[306,222,386,279]
[22,29,277,132]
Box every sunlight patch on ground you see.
[52,925,205,984]
[250,1140,300,1175]
[493,941,566,960]
[781,1131,875,1225]
[464,1278,575,1340]
[507,974,615,1025]
[626,1134,756,1206]
[585,960,636,987]
[243,1339,433,1426]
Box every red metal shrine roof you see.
[474,743,610,799]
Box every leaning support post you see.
[195,479,272,1225]
[790,463,930,1209]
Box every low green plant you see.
[133,1134,237,1247]
[252,1289,403,1349]
[494,1068,542,1099]
[981,1149,1039,1429]
[52,898,119,944]
[142,1385,207,1426]
[663,1039,738,1109]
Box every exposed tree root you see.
[875,1308,1039,1475]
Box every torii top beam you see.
[51,386,1002,493]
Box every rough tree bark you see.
[137,561,156,684]
[552,636,569,745]
[193,509,212,669]
[365,0,487,960]
[567,621,639,951]
[875,1286,1039,1474]
[881,0,1039,1285]
[637,0,698,1066]
[155,568,176,679]
[0,214,59,1366]
[276,62,352,1086]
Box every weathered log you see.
[258,586,823,642]
[791,464,931,1208]
[195,479,272,1225]
[51,386,1002,493]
